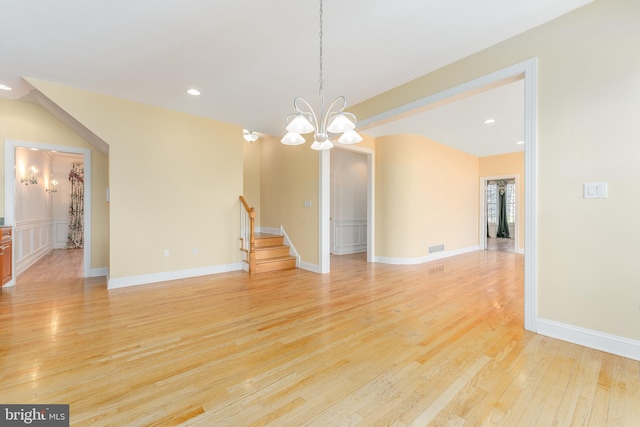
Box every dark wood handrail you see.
[239,195,256,273]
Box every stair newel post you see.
[249,208,256,274]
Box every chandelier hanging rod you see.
[281,0,362,150]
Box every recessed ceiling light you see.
[186,88,201,96]
[484,119,496,124]
[0,84,12,91]
[516,140,525,145]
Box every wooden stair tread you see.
[255,244,288,250]
[256,255,296,263]
[239,230,296,274]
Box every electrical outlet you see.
[164,249,169,257]
[192,247,198,255]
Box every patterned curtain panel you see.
[66,162,84,249]
[495,180,511,239]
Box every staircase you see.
[239,195,297,274]
[244,233,297,274]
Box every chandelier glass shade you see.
[281,0,362,151]
[242,129,259,143]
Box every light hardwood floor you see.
[486,237,515,253]
[1,250,638,426]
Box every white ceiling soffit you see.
[0,0,594,141]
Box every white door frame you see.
[319,144,375,272]
[4,139,92,283]
[320,58,538,333]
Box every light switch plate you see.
[583,182,607,199]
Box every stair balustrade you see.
[239,195,256,273]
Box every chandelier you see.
[281,0,362,150]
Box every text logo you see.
[1,405,69,426]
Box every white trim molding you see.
[375,246,480,265]
[537,318,640,362]
[90,267,108,277]
[107,263,242,289]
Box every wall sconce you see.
[21,166,38,185]
[46,179,58,193]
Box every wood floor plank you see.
[2,249,639,426]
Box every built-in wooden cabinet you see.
[0,227,12,286]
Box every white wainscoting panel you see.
[54,220,69,249]
[333,219,367,255]
[15,219,54,275]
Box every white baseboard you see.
[90,267,108,277]
[537,318,640,361]
[16,243,53,276]
[257,227,281,235]
[299,261,321,273]
[107,263,242,289]
[374,245,480,265]
[332,246,367,255]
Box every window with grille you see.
[487,182,515,224]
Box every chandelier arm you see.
[293,96,320,130]
[284,112,298,126]
[342,111,358,127]
[323,96,347,133]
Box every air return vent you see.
[428,244,445,254]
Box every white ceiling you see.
[364,79,525,157]
[0,0,593,156]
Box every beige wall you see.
[27,79,243,281]
[258,134,375,266]
[479,151,525,252]
[376,134,479,258]
[242,139,261,228]
[352,0,640,340]
[260,135,319,264]
[0,98,109,270]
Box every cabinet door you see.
[1,243,11,285]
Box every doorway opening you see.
[330,147,369,257]
[319,58,537,332]
[481,175,520,254]
[320,144,375,273]
[4,139,93,286]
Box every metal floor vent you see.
[428,244,445,254]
